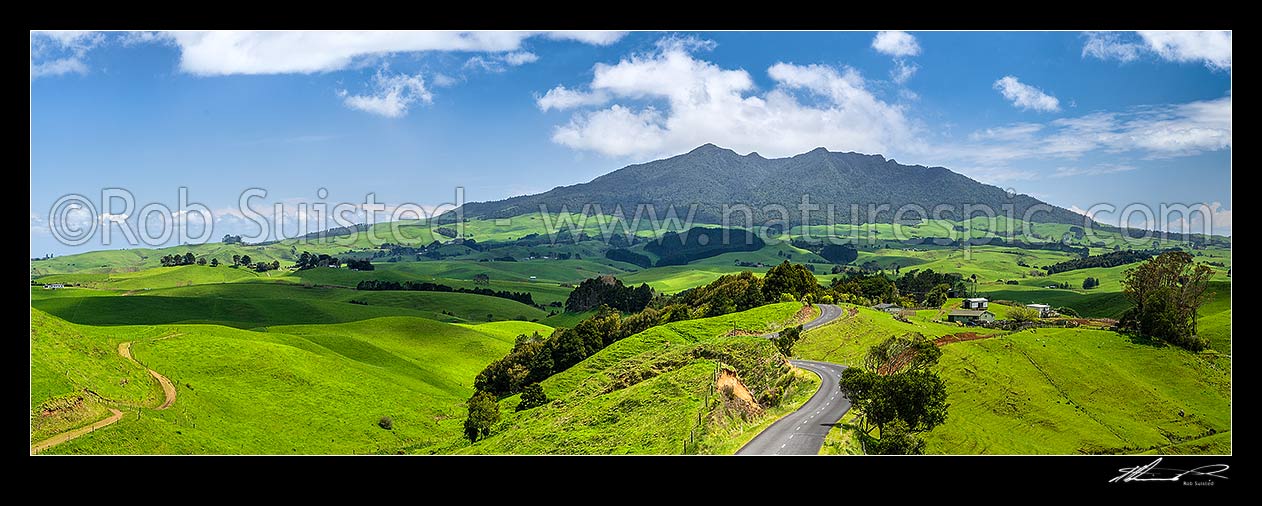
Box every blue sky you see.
[30,30,1231,256]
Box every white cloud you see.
[465,51,540,73]
[1082,31,1231,71]
[1050,164,1137,178]
[993,76,1061,112]
[536,85,610,111]
[543,31,628,46]
[891,59,918,85]
[503,51,539,66]
[30,31,103,80]
[871,31,920,57]
[164,31,621,76]
[543,38,919,158]
[430,73,459,87]
[337,68,432,118]
[948,95,1231,165]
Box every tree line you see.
[1042,250,1152,274]
[563,276,654,313]
[355,279,535,306]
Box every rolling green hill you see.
[37,312,543,454]
[925,328,1231,454]
[32,281,549,328]
[452,302,820,454]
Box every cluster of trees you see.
[159,252,201,267]
[1119,251,1214,351]
[355,279,536,306]
[564,275,654,313]
[472,306,674,401]
[1082,277,1100,289]
[838,333,949,454]
[230,255,252,268]
[465,260,844,442]
[1043,250,1152,274]
[894,269,965,303]
[222,234,243,244]
[644,227,764,266]
[472,273,490,286]
[294,251,340,270]
[344,259,374,271]
[605,248,653,268]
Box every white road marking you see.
[789,434,794,439]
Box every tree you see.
[209,258,219,267]
[1120,251,1214,350]
[231,254,241,267]
[463,391,501,442]
[473,273,490,286]
[762,261,818,303]
[240,254,252,267]
[923,283,950,307]
[774,325,803,357]
[517,383,549,411]
[839,333,948,454]
[196,257,207,266]
[1082,277,1099,289]
[271,260,280,271]
[183,252,196,266]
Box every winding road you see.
[30,339,178,454]
[739,304,851,455]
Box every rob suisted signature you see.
[1110,458,1229,484]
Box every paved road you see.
[740,304,851,455]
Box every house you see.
[872,303,902,313]
[42,283,64,290]
[529,276,537,281]
[962,297,989,310]
[947,309,995,324]
[1026,304,1052,318]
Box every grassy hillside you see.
[452,303,818,454]
[925,328,1231,454]
[32,281,548,328]
[40,314,536,454]
[37,265,268,290]
[30,309,161,442]
[794,303,1004,365]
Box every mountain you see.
[453,144,1089,228]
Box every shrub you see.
[820,294,834,304]
[779,293,797,303]
[1007,306,1041,323]
[516,383,549,411]
[378,416,394,430]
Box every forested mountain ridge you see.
[453,144,1089,227]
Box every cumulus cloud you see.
[165,31,620,76]
[337,68,432,118]
[536,86,610,111]
[1082,31,1231,71]
[540,38,919,158]
[30,31,103,80]
[871,31,920,57]
[993,76,1061,112]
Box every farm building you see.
[962,297,989,310]
[947,309,995,324]
[1026,304,1052,317]
[872,303,902,313]
[42,283,64,290]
